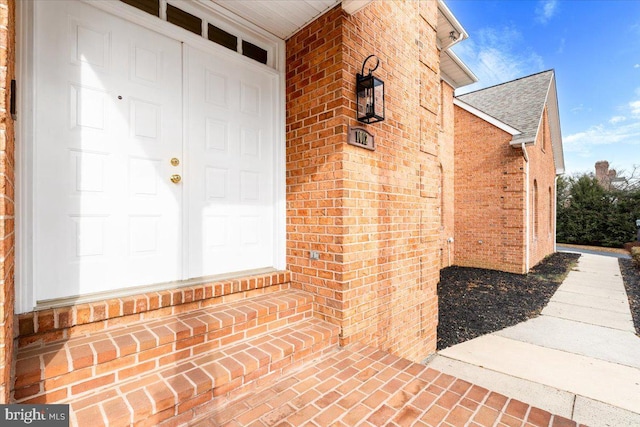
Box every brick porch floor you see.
[190,343,584,427]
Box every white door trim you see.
[16,0,286,313]
[16,0,36,314]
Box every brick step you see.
[67,318,339,426]
[13,289,315,404]
[17,271,291,349]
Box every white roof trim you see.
[342,0,372,15]
[453,98,522,136]
[437,0,469,50]
[445,50,477,82]
[525,72,565,174]
[547,76,565,175]
[440,49,477,89]
[509,137,536,146]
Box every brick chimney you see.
[595,160,617,189]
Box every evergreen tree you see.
[557,170,640,247]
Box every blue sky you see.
[447,0,640,177]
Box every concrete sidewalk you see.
[428,253,640,427]
[557,245,631,259]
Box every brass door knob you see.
[170,174,181,183]
[170,158,180,166]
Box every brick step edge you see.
[13,289,315,403]
[17,271,291,347]
[67,318,340,427]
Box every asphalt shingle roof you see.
[457,70,554,144]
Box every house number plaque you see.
[348,126,375,151]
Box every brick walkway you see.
[190,343,584,427]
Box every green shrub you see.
[632,247,640,267]
[556,174,640,248]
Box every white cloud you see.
[635,64,640,68]
[564,96,640,175]
[566,97,640,155]
[453,26,544,93]
[609,116,627,124]
[571,104,586,113]
[536,0,558,24]
[564,121,640,159]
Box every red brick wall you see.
[454,104,557,274]
[528,107,556,267]
[0,0,14,404]
[286,1,443,362]
[454,106,527,274]
[286,5,346,345]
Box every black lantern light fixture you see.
[356,55,385,124]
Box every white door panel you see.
[30,1,279,304]
[186,46,275,277]
[34,1,183,301]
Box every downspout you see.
[521,143,530,272]
[520,142,529,162]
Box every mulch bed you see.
[620,258,640,336]
[437,252,580,350]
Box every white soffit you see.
[440,49,477,89]
[437,0,468,50]
[211,0,343,40]
[342,0,372,15]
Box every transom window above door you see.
[120,0,275,67]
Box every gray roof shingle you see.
[457,70,554,143]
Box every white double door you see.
[33,1,276,302]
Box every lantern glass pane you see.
[373,77,384,119]
[357,75,374,119]
[356,74,384,123]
